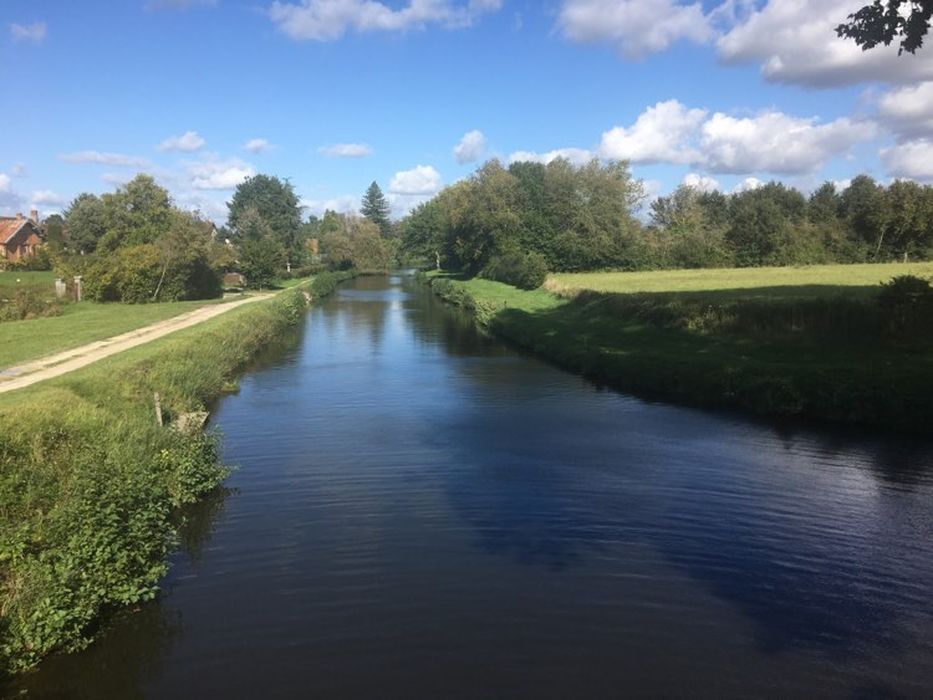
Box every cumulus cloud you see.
[0,173,25,214]
[319,143,373,158]
[10,164,27,177]
[301,195,360,216]
[188,157,255,190]
[877,82,933,139]
[558,0,713,58]
[699,111,876,174]
[508,148,594,166]
[880,139,933,181]
[733,176,764,193]
[599,100,707,164]
[10,22,47,43]
[387,165,443,215]
[515,100,875,178]
[269,0,502,41]
[717,0,933,87]
[30,190,69,208]
[158,131,206,153]
[61,151,149,167]
[389,164,442,195]
[453,130,486,164]
[244,138,275,153]
[682,172,720,193]
[174,191,230,223]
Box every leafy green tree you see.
[886,179,932,260]
[64,193,108,254]
[98,174,173,251]
[42,214,66,252]
[840,175,891,258]
[837,0,933,54]
[360,181,392,236]
[320,216,391,271]
[227,175,303,264]
[239,236,285,290]
[650,185,731,269]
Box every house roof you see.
[0,217,35,246]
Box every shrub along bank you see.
[425,271,933,433]
[0,271,353,676]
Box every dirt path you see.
[0,294,273,394]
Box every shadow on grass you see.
[485,288,933,434]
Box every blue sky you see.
[2,0,932,222]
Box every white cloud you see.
[0,173,25,214]
[880,139,933,181]
[188,157,255,190]
[10,164,27,177]
[877,82,933,139]
[453,129,486,164]
[101,172,134,187]
[682,172,720,193]
[10,22,47,43]
[30,190,69,208]
[508,148,594,166]
[158,131,206,152]
[558,0,712,58]
[733,176,764,193]
[389,164,442,195]
[174,191,229,223]
[699,111,876,174]
[387,164,443,215]
[717,0,933,87]
[507,99,875,179]
[61,151,149,167]
[599,100,707,164]
[319,143,373,158]
[301,195,360,216]
[244,138,275,153]
[269,0,502,41]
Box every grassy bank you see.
[426,266,933,433]
[0,271,352,675]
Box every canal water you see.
[10,273,933,698]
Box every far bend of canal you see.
[9,273,933,699]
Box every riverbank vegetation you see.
[400,159,933,277]
[426,267,933,432]
[0,272,352,676]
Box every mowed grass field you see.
[0,271,57,291]
[0,298,229,368]
[548,262,933,300]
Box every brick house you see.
[0,210,43,262]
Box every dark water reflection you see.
[9,274,933,698]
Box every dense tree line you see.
[61,174,397,299]
[399,159,933,279]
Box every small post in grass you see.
[154,392,163,427]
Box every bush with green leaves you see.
[84,243,221,303]
[482,251,549,290]
[0,286,64,322]
[878,274,933,336]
